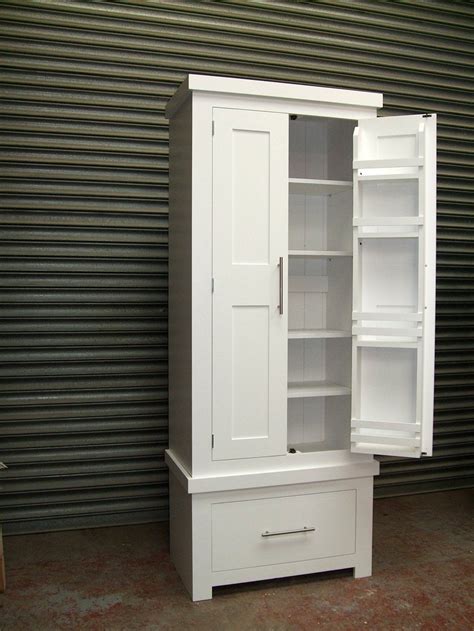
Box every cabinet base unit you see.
[166,75,436,601]
[169,467,375,601]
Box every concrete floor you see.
[0,489,472,630]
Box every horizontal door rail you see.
[353,217,424,226]
[354,158,423,168]
[351,433,421,447]
[352,326,422,337]
[351,419,421,433]
[353,311,423,322]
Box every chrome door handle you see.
[278,256,283,315]
[262,526,315,538]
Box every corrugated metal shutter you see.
[0,0,472,533]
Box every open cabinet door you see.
[351,114,436,458]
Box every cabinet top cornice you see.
[165,74,383,119]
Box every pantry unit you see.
[165,75,436,601]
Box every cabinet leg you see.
[353,562,372,579]
[191,581,213,602]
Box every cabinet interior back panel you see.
[289,118,355,180]
[289,119,327,179]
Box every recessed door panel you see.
[212,108,288,460]
[355,114,422,162]
[232,306,270,439]
[232,130,270,264]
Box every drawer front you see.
[211,489,356,572]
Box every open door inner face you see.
[351,114,436,458]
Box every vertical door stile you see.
[351,114,436,459]
[351,128,361,429]
[416,122,426,446]
[212,108,289,461]
[421,114,437,456]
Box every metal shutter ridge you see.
[0,0,472,534]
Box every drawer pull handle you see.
[262,526,315,538]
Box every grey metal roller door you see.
[0,0,472,534]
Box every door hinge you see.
[212,278,215,293]
[211,434,215,449]
[212,120,215,135]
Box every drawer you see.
[211,489,356,572]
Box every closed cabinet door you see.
[212,108,288,460]
[351,113,436,458]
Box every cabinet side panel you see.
[169,99,193,471]
[169,474,193,597]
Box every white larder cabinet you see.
[165,75,436,601]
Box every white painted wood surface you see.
[288,329,351,339]
[168,98,193,473]
[289,249,352,257]
[165,75,435,601]
[166,74,382,119]
[212,108,289,461]
[168,471,374,600]
[288,380,351,398]
[211,489,356,571]
[289,178,352,195]
[351,114,436,458]
[166,448,379,494]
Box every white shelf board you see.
[288,329,351,339]
[288,380,351,399]
[289,178,352,196]
[289,250,352,258]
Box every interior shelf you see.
[288,380,351,399]
[288,329,351,339]
[289,178,352,195]
[289,249,352,258]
